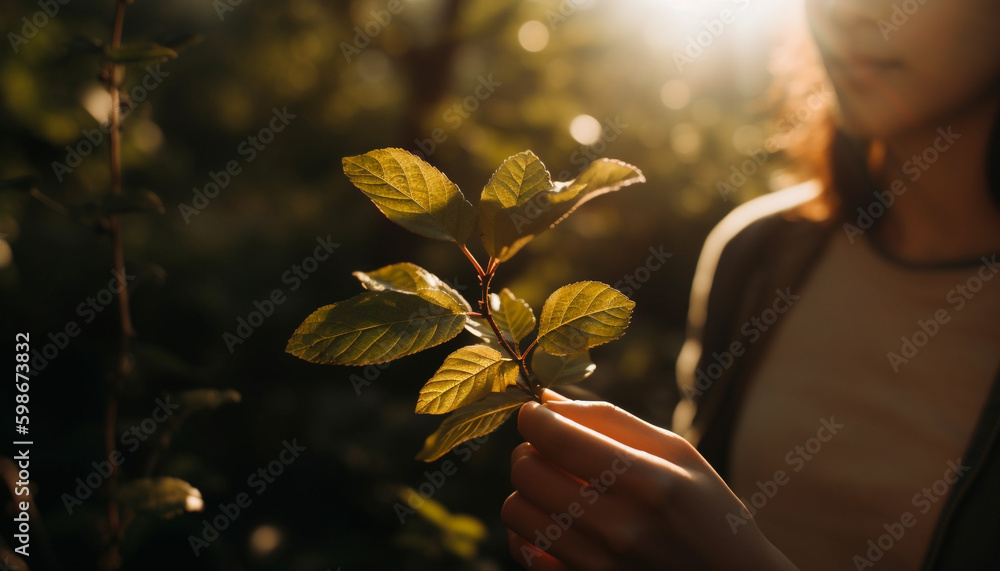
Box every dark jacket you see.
[674,182,1000,569]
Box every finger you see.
[511,443,591,505]
[518,401,647,485]
[512,441,534,467]
[507,530,571,571]
[511,443,643,546]
[502,492,616,571]
[512,441,574,477]
[518,402,688,505]
[512,443,609,509]
[542,400,697,464]
[540,389,569,403]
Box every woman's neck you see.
[877,97,1000,264]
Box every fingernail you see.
[511,443,532,466]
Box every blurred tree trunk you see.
[401,0,464,148]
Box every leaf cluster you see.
[287,148,644,461]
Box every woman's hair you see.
[772,16,1000,223]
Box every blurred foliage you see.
[0,0,801,569]
[115,476,204,519]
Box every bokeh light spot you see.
[249,525,282,557]
[131,119,164,154]
[569,114,602,145]
[518,20,550,52]
[185,490,204,513]
[660,80,690,110]
[81,83,112,125]
[0,239,12,270]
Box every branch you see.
[459,243,485,277]
[101,2,133,569]
[519,339,542,398]
[479,271,540,401]
[521,339,538,364]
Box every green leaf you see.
[415,288,469,315]
[531,348,596,387]
[462,289,535,351]
[353,262,470,313]
[416,389,531,462]
[479,151,552,209]
[104,43,178,64]
[478,156,645,261]
[537,281,635,355]
[286,291,466,365]
[343,148,477,243]
[115,477,203,518]
[478,151,552,258]
[490,288,536,350]
[416,346,520,415]
[464,317,501,348]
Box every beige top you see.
[728,231,1000,570]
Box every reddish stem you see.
[459,243,485,277]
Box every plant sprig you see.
[287,148,645,462]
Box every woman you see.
[501,0,1000,568]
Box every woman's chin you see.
[832,101,914,141]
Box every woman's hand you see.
[501,396,798,570]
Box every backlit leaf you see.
[343,148,476,243]
[490,288,536,349]
[416,389,531,462]
[537,281,634,355]
[415,289,468,315]
[478,156,644,261]
[286,291,466,365]
[464,317,501,348]
[480,151,551,209]
[353,262,470,313]
[531,348,596,387]
[462,289,535,351]
[416,346,519,414]
[478,151,552,258]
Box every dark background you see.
[0,0,802,569]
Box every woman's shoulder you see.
[701,180,825,267]
[691,180,828,300]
